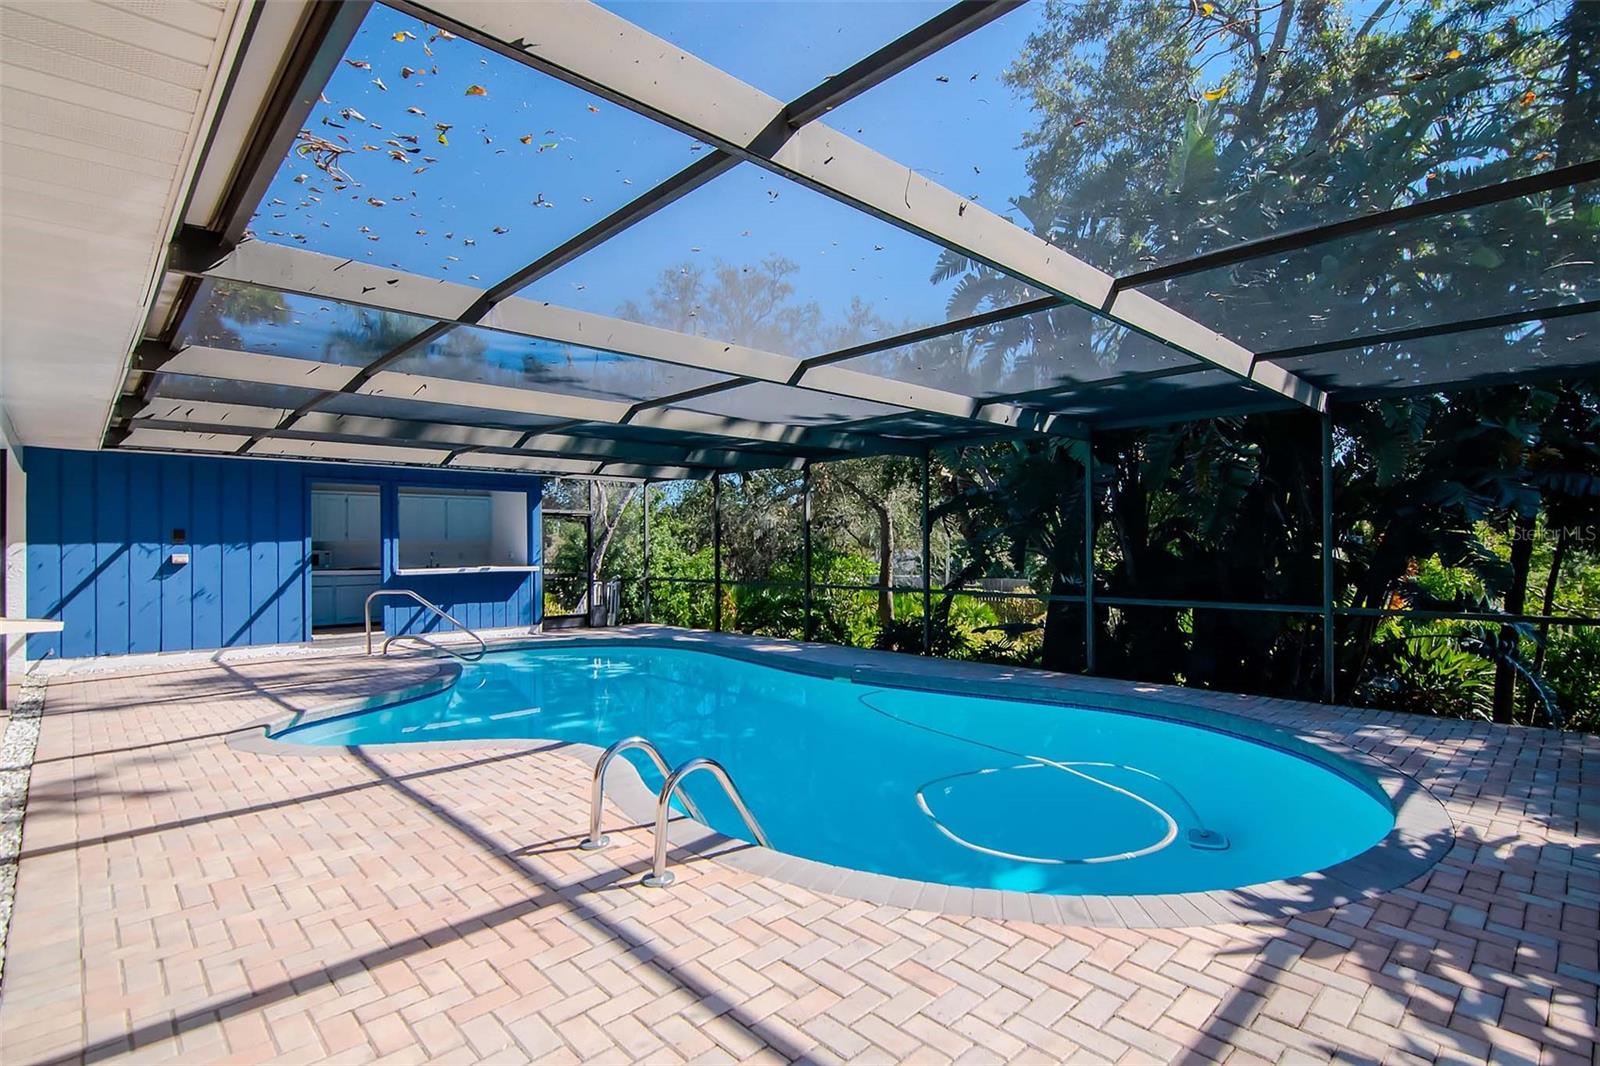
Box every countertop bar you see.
[392,565,541,576]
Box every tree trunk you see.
[874,501,894,626]
[1039,567,1079,672]
[576,484,639,613]
[590,484,639,578]
[1492,510,1537,723]
[1532,526,1569,677]
[829,473,894,625]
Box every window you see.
[396,487,530,571]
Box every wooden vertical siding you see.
[24,448,545,659]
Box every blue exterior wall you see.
[24,447,545,659]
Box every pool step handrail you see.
[643,758,769,888]
[364,589,486,661]
[580,737,704,851]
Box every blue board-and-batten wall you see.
[24,447,545,659]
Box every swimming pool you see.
[275,644,1397,897]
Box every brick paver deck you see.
[0,639,1595,1064]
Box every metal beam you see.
[920,448,931,655]
[1082,432,1095,674]
[802,460,814,641]
[1321,409,1335,704]
[216,1,372,244]
[409,0,1326,411]
[1114,159,1600,293]
[712,471,723,632]
[584,480,595,625]
[642,479,652,622]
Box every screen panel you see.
[831,301,1197,399]
[247,2,701,283]
[675,381,909,426]
[1272,309,1600,394]
[175,279,438,366]
[1032,368,1293,425]
[385,325,735,405]
[1132,180,1600,352]
[517,162,1046,357]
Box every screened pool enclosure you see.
[116,0,1599,725]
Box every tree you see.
[927,0,1600,713]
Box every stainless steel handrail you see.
[642,758,770,888]
[363,589,486,661]
[579,737,703,851]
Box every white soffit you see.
[0,0,267,448]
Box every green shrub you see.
[1356,630,1495,721]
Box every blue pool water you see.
[276,645,1395,896]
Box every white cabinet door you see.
[347,492,380,541]
[446,496,491,541]
[312,584,336,627]
[334,578,380,624]
[402,495,449,541]
[311,493,344,540]
[398,493,426,541]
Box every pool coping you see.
[228,626,1455,928]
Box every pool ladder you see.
[364,589,486,661]
[580,736,770,888]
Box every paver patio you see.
[0,636,1595,1065]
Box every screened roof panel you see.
[840,412,1018,442]
[559,423,828,460]
[593,0,948,101]
[175,279,436,366]
[1030,368,1291,425]
[149,373,322,411]
[831,303,1197,399]
[250,437,452,465]
[1271,309,1600,394]
[1133,180,1600,352]
[558,422,776,452]
[385,324,734,404]
[516,162,1047,357]
[123,428,254,454]
[677,381,908,426]
[318,392,569,432]
[247,3,701,283]
[829,0,1600,278]
[147,369,572,433]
